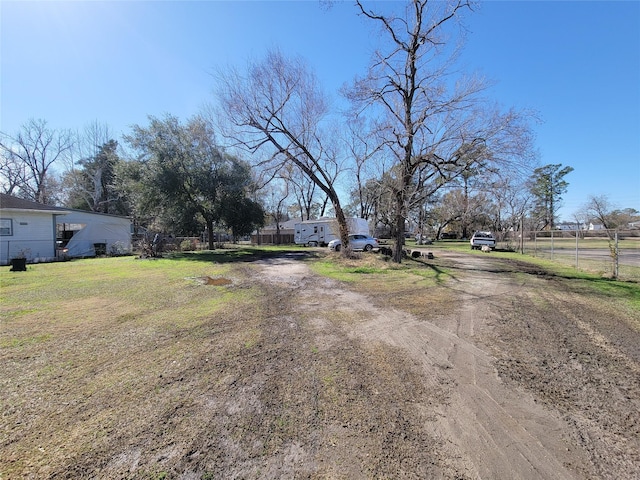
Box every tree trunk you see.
[206,219,215,250]
[333,199,349,255]
[392,191,405,263]
[391,163,413,263]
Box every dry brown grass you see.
[0,252,453,478]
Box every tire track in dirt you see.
[511,283,640,479]
[255,252,596,479]
[424,252,590,479]
[253,253,454,478]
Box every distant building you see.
[252,218,299,245]
[556,222,583,231]
[628,221,640,230]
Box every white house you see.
[0,194,69,265]
[58,209,132,258]
[1,193,132,265]
[556,222,582,231]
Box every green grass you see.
[312,260,390,280]
[0,253,260,336]
[523,237,640,250]
[2,242,637,323]
[310,252,449,284]
[299,250,457,319]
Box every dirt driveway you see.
[249,250,639,479]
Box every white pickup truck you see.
[470,231,496,250]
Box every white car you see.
[470,231,496,250]
[328,234,379,252]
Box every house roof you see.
[1,194,130,220]
[260,218,301,232]
[0,193,69,213]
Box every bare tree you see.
[348,0,535,262]
[343,115,386,220]
[281,163,319,221]
[497,171,533,230]
[216,49,352,251]
[66,122,116,211]
[0,118,74,203]
[579,195,638,237]
[578,195,638,279]
[0,148,27,195]
[62,122,122,213]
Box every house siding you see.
[0,210,58,265]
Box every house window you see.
[0,218,12,236]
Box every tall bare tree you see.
[0,118,74,203]
[63,121,120,212]
[216,49,352,250]
[349,0,535,262]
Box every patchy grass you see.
[312,245,640,314]
[2,245,638,478]
[310,251,456,318]
[490,252,640,309]
[0,252,267,478]
[311,252,442,282]
[0,246,454,478]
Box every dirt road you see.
[250,250,639,479]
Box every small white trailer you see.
[294,217,369,247]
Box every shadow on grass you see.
[416,261,450,284]
[165,247,322,264]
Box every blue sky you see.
[1,1,639,220]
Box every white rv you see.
[294,217,369,247]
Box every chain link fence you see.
[500,229,640,282]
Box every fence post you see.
[575,226,579,269]
[519,216,523,254]
[614,230,619,279]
